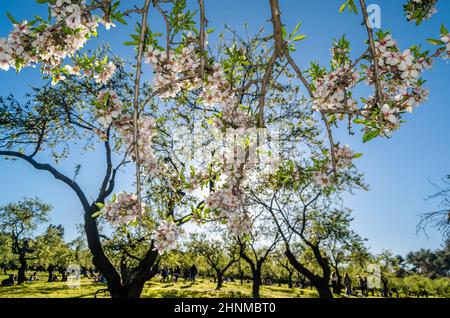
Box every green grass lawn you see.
[0,273,319,298]
[4,273,442,298]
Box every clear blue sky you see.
[0,0,449,256]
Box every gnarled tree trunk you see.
[17,254,27,284]
[285,247,333,299]
[215,271,223,290]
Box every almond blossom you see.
[0,0,115,84]
[313,171,331,189]
[312,63,359,112]
[362,33,433,129]
[333,144,355,169]
[102,192,145,226]
[153,220,180,254]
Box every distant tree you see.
[34,225,73,282]
[266,248,297,288]
[0,198,50,284]
[68,224,94,277]
[236,225,279,298]
[406,241,450,278]
[189,234,240,290]
[418,175,450,241]
[0,233,15,275]
[324,221,369,293]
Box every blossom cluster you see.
[313,171,331,188]
[365,33,431,129]
[404,0,438,25]
[0,0,115,84]
[94,90,165,176]
[312,63,359,112]
[440,31,450,57]
[227,213,252,236]
[153,220,180,254]
[205,64,252,129]
[115,116,164,175]
[144,39,254,234]
[332,144,355,169]
[205,153,254,235]
[144,44,251,129]
[205,187,251,235]
[102,192,144,226]
[95,90,123,127]
[313,144,355,188]
[144,44,201,98]
[205,187,243,214]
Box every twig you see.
[132,0,152,233]
[358,0,384,119]
[198,0,206,80]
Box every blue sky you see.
[0,0,449,256]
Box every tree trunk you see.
[336,274,342,294]
[108,281,145,298]
[216,272,223,290]
[285,248,333,299]
[251,268,262,298]
[288,271,293,288]
[83,204,159,298]
[17,254,27,284]
[314,279,334,298]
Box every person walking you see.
[160,267,168,282]
[331,272,339,294]
[190,264,198,282]
[174,266,181,283]
[344,273,352,297]
[362,276,368,296]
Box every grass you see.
[0,273,319,298]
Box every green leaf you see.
[91,211,102,218]
[129,219,139,227]
[363,129,380,143]
[290,22,301,38]
[95,202,104,209]
[353,118,366,124]
[427,38,445,46]
[6,12,18,24]
[353,153,363,159]
[115,15,127,25]
[292,34,306,42]
[339,1,349,13]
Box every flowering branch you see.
[358,0,384,121]
[198,0,206,80]
[132,0,152,230]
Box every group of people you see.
[28,272,39,282]
[331,272,370,297]
[93,274,107,284]
[160,265,198,283]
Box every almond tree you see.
[0,0,448,297]
[0,198,51,284]
[188,233,240,290]
[236,222,280,298]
